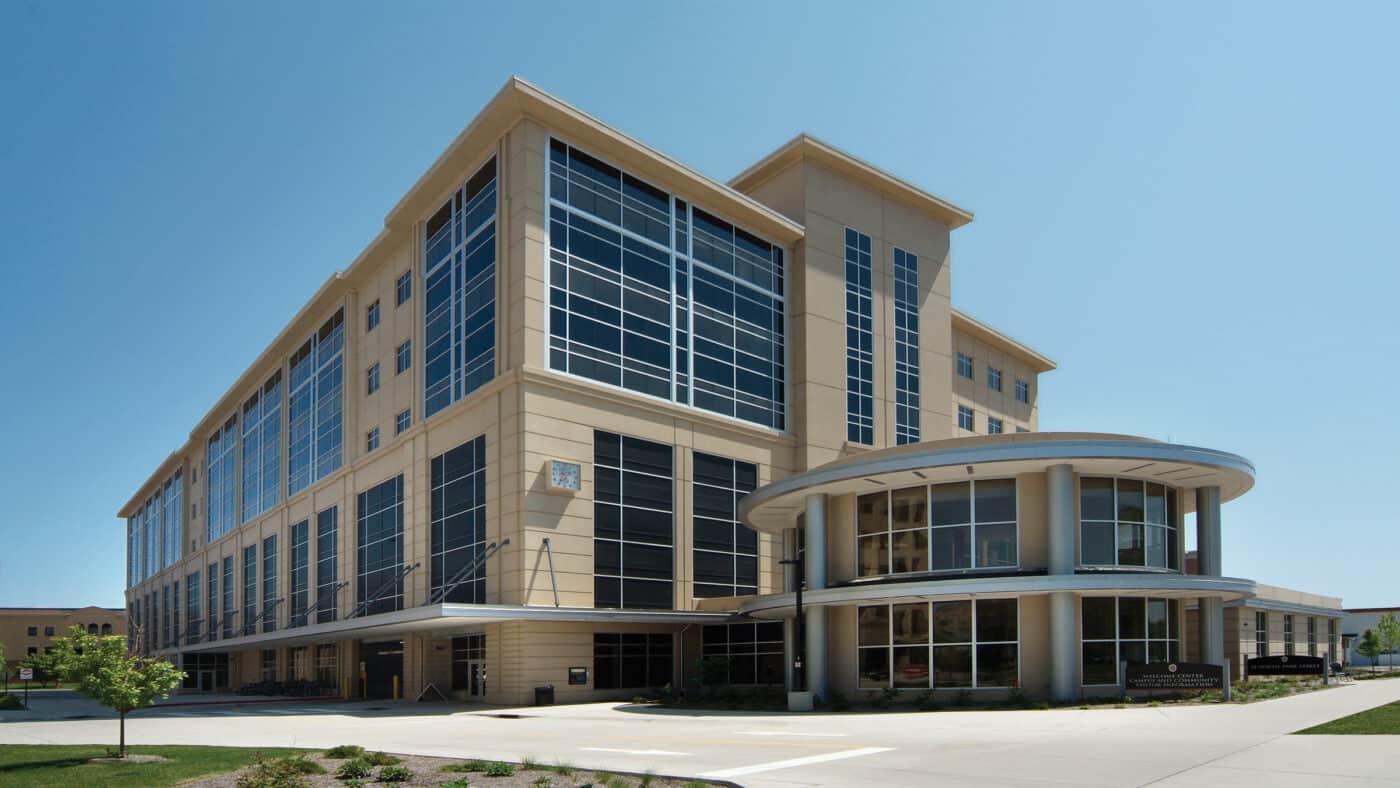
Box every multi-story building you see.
[1342,606,1400,668]
[121,77,1313,704]
[0,607,125,673]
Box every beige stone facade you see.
[118,78,1333,706]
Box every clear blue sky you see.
[1,2,1395,608]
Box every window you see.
[593,633,673,690]
[1307,617,1317,657]
[893,248,920,444]
[366,300,380,332]
[987,366,1002,392]
[1284,614,1295,656]
[547,140,786,430]
[26,626,37,637]
[241,373,282,523]
[858,599,1019,689]
[316,643,338,689]
[261,649,277,682]
[395,271,411,306]
[102,623,112,635]
[127,516,138,587]
[162,472,182,569]
[857,480,1017,576]
[988,417,1003,435]
[185,571,201,645]
[1081,597,1180,685]
[1015,427,1029,433]
[1328,619,1337,663]
[206,416,237,542]
[594,431,673,610]
[1015,379,1029,404]
[692,452,760,597]
[396,340,411,374]
[957,405,974,431]
[262,535,278,632]
[288,309,345,496]
[357,475,405,616]
[242,545,257,635]
[451,634,486,691]
[430,437,487,604]
[1079,478,1179,569]
[366,428,379,452]
[956,352,973,379]
[288,520,309,627]
[43,625,55,637]
[1255,611,1268,657]
[221,556,234,638]
[395,409,410,435]
[425,157,497,419]
[170,583,178,649]
[315,507,338,623]
[366,363,380,395]
[845,227,874,444]
[206,562,217,642]
[702,622,784,685]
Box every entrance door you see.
[361,640,404,699]
[468,660,486,698]
[198,670,214,692]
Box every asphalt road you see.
[3,680,1400,786]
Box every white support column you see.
[782,528,797,692]
[1196,485,1227,698]
[1046,464,1078,702]
[804,494,828,704]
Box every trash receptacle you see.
[534,685,554,705]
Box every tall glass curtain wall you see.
[547,139,786,431]
[206,565,217,642]
[241,373,282,522]
[221,556,234,638]
[892,248,920,444]
[692,453,760,597]
[424,158,497,419]
[593,431,674,609]
[1079,478,1179,569]
[127,470,182,587]
[242,545,257,635]
[357,475,405,616]
[288,310,345,497]
[207,417,237,542]
[315,507,339,623]
[845,228,874,444]
[858,479,1017,577]
[288,519,310,627]
[261,535,278,632]
[430,436,487,603]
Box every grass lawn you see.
[0,744,305,787]
[1296,701,1400,734]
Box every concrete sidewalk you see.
[3,681,1399,786]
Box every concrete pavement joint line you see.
[1135,734,1280,787]
[580,747,691,756]
[700,746,896,779]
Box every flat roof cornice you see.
[952,308,1057,372]
[729,133,975,230]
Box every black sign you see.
[1125,662,1224,690]
[568,666,588,685]
[1247,655,1325,676]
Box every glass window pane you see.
[1117,522,1144,566]
[858,648,889,689]
[932,601,972,644]
[858,533,889,576]
[931,525,971,570]
[1082,597,1116,640]
[858,605,890,647]
[976,599,1018,643]
[931,482,970,525]
[1121,640,1147,666]
[891,528,928,574]
[976,644,1018,687]
[1082,642,1117,684]
[1082,522,1115,565]
[1117,479,1144,522]
[1145,525,1167,568]
[975,522,1017,568]
[1145,483,1167,524]
[933,644,972,687]
[974,479,1015,523]
[857,492,888,535]
[892,603,929,644]
[1119,597,1146,639]
[892,646,930,688]
[890,486,926,530]
[1148,599,1168,639]
[1079,477,1114,520]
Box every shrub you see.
[484,761,515,777]
[521,754,544,770]
[602,774,630,788]
[363,751,401,766]
[324,745,366,759]
[377,765,411,782]
[335,759,372,780]
[552,761,576,776]
[238,754,323,788]
[443,760,492,773]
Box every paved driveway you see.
[4,681,1400,786]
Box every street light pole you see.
[780,557,805,693]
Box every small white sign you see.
[19,668,33,681]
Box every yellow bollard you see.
[393,674,400,700]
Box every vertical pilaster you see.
[1195,485,1226,697]
[804,494,828,703]
[1046,463,1077,702]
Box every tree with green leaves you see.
[20,648,64,687]
[1377,613,1400,671]
[1356,629,1382,674]
[52,625,184,757]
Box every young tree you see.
[1356,629,1382,674]
[20,649,64,687]
[1377,613,1400,671]
[52,626,184,757]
